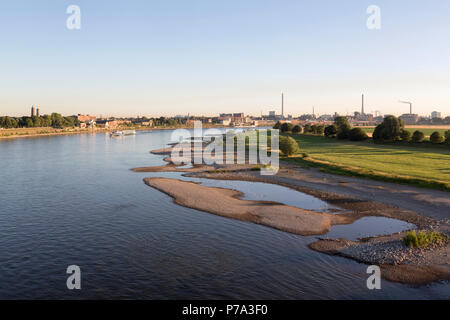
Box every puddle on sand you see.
[324,217,416,241]
[193,179,338,213]
[143,172,415,240]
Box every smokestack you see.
[281,93,284,118]
[362,94,365,115]
[410,104,412,115]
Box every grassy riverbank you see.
[283,134,450,191]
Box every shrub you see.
[445,130,450,144]
[324,125,337,138]
[430,131,444,144]
[303,124,312,134]
[403,230,447,248]
[337,129,350,140]
[279,136,300,156]
[373,115,404,142]
[400,129,412,142]
[273,121,282,130]
[334,116,351,140]
[412,130,425,143]
[292,125,302,134]
[315,125,325,135]
[281,122,294,133]
[348,128,369,141]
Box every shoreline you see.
[0,124,234,140]
[134,142,449,285]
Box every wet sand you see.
[144,177,347,236]
[135,142,450,285]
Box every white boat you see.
[110,130,136,137]
[123,130,136,136]
[110,131,123,137]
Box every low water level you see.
[0,130,448,299]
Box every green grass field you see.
[358,127,448,137]
[284,134,450,191]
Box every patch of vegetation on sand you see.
[283,134,450,191]
[403,230,448,248]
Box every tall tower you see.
[361,94,365,115]
[31,106,35,117]
[36,107,40,117]
[281,93,284,119]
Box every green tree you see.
[273,121,282,130]
[316,125,325,135]
[324,125,337,138]
[292,125,302,134]
[373,115,404,142]
[412,130,425,143]
[279,136,300,156]
[400,129,412,142]
[51,113,64,128]
[445,130,450,144]
[334,116,351,140]
[303,124,312,134]
[430,131,444,144]
[348,128,369,141]
[281,122,294,133]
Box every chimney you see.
[362,94,365,115]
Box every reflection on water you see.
[0,130,448,299]
[326,217,415,241]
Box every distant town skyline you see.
[1,1,450,117]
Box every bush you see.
[334,116,351,140]
[430,131,444,144]
[373,115,404,142]
[404,230,447,248]
[280,122,294,133]
[412,130,425,143]
[273,121,282,130]
[315,125,325,135]
[324,125,337,138]
[292,125,302,134]
[337,129,350,140]
[348,128,369,141]
[445,130,450,144]
[400,129,412,142]
[303,124,312,134]
[279,136,300,156]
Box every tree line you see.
[274,116,450,145]
[0,114,79,129]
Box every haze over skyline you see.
[1,0,450,117]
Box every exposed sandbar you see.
[143,177,348,236]
[309,234,450,285]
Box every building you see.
[31,106,35,117]
[431,111,442,119]
[77,114,97,122]
[36,107,40,117]
[220,118,232,126]
[399,113,419,125]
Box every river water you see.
[0,130,448,299]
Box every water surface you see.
[0,130,448,299]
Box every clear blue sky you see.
[1,0,449,117]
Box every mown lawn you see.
[359,127,448,137]
[284,134,450,191]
